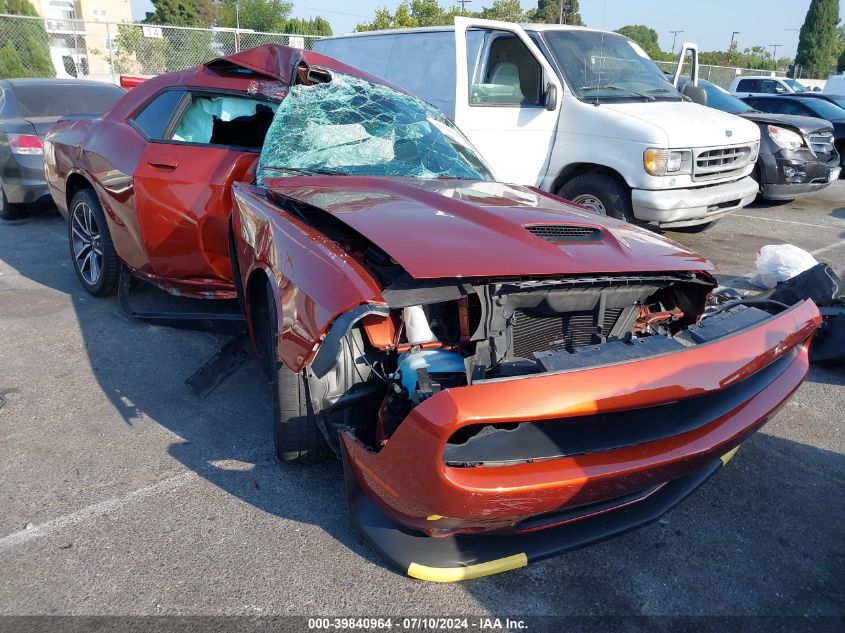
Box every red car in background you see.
[44,46,821,582]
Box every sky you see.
[132,1,845,59]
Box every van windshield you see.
[258,74,494,183]
[542,30,681,102]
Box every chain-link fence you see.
[0,12,795,91]
[654,60,787,90]
[0,13,324,84]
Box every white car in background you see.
[730,76,811,96]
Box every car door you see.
[453,17,562,186]
[131,89,275,285]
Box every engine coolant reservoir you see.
[396,348,466,399]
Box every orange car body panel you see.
[340,300,820,535]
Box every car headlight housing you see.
[767,125,804,150]
[643,148,692,176]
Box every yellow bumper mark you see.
[720,446,740,465]
[426,515,444,521]
[407,553,528,582]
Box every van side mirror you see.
[545,83,558,111]
[683,84,708,106]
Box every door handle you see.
[147,160,178,170]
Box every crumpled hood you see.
[265,176,715,279]
[602,101,760,148]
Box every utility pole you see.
[769,44,781,61]
[457,0,472,11]
[669,30,684,54]
[730,31,740,49]
[559,1,565,25]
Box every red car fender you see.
[231,183,386,371]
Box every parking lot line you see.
[731,214,837,230]
[811,239,845,257]
[0,472,195,555]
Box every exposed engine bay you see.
[274,192,785,456]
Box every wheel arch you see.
[550,163,630,196]
[65,172,95,210]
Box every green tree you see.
[528,0,583,25]
[795,0,839,78]
[480,0,525,21]
[0,0,55,78]
[355,1,467,32]
[283,17,333,36]
[838,46,845,72]
[615,25,662,57]
[218,0,294,32]
[143,0,217,27]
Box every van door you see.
[454,17,562,186]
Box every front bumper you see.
[1,154,50,204]
[342,301,820,542]
[760,149,841,200]
[346,449,734,581]
[631,176,758,228]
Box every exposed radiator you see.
[512,308,623,357]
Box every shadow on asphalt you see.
[1,210,844,613]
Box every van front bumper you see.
[631,176,758,228]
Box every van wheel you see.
[557,174,633,222]
[0,185,28,220]
[255,279,330,464]
[68,189,119,296]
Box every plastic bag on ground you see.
[751,244,819,289]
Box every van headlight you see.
[767,126,804,150]
[643,148,692,176]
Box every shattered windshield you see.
[257,74,494,184]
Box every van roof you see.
[328,23,598,40]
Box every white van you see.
[823,74,845,94]
[314,18,760,229]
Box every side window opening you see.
[132,90,186,140]
[469,31,542,106]
[167,93,279,150]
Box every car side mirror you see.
[545,83,558,111]
[683,84,708,106]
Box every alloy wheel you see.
[70,201,104,285]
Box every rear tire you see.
[556,173,634,223]
[256,280,330,463]
[68,188,119,296]
[0,184,28,220]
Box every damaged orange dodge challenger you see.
[46,46,821,582]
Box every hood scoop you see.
[524,224,603,243]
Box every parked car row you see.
[14,30,821,583]
[677,78,841,200]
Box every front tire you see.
[557,173,634,222]
[68,188,119,296]
[0,184,28,220]
[256,280,330,463]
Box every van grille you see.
[693,145,755,181]
[809,131,836,162]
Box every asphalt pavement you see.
[0,184,843,617]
